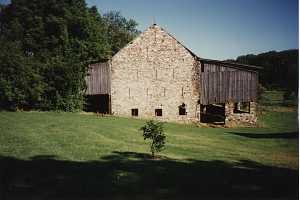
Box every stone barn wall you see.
[110,24,200,122]
[225,102,257,126]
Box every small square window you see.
[155,109,162,116]
[234,102,250,114]
[131,108,138,116]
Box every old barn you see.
[85,24,260,125]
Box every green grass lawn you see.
[0,111,298,168]
[0,91,298,199]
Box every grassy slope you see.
[0,91,298,199]
[0,91,298,169]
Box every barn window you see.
[131,109,138,116]
[155,109,162,116]
[241,102,250,113]
[201,64,204,72]
[234,102,250,113]
[179,103,186,115]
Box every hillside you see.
[235,49,298,93]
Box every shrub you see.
[140,120,166,158]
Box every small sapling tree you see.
[140,120,166,158]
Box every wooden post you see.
[108,95,112,114]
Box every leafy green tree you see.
[0,0,139,111]
[103,11,140,55]
[140,120,166,158]
[0,40,45,110]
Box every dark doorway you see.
[200,104,225,124]
[85,94,110,114]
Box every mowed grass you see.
[0,110,298,168]
[0,90,298,199]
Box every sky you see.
[0,0,298,60]
[86,0,298,60]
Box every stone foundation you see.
[225,102,257,126]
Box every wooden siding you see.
[85,62,111,95]
[203,63,237,72]
[200,70,258,105]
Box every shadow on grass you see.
[228,131,298,139]
[0,151,298,200]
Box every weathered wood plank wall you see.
[200,70,258,105]
[203,63,237,72]
[85,62,111,95]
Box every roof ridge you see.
[157,25,199,58]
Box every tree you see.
[140,120,166,158]
[0,40,45,110]
[0,0,140,111]
[103,11,140,55]
[236,49,298,94]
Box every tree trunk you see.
[151,142,154,158]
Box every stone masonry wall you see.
[111,24,200,122]
[225,102,257,126]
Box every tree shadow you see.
[228,131,298,139]
[0,151,298,199]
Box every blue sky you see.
[1,0,298,60]
[87,0,298,60]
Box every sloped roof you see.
[198,58,262,71]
